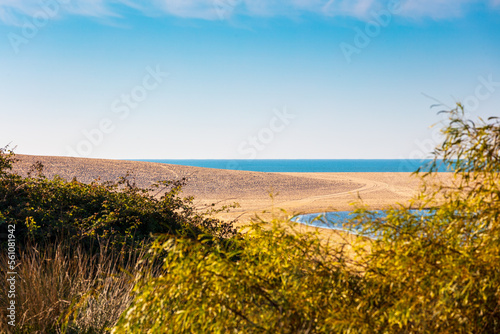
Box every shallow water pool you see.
[291,210,431,234]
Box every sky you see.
[0,0,499,160]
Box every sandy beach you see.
[12,155,450,223]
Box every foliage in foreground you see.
[0,150,238,333]
[115,104,500,333]
[114,221,359,333]
[344,106,500,332]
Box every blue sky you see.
[1,0,499,159]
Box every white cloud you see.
[0,1,42,25]
[0,0,118,26]
[153,0,219,19]
[397,0,473,19]
[0,0,498,25]
[64,0,118,18]
[322,0,382,18]
[0,6,15,25]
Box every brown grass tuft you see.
[0,240,150,334]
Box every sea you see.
[135,159,448,173]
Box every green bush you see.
[114,104,500,333]
[0,149,237,251]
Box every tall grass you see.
[0,145,237,332]
[0,240,152,333]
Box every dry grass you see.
[0,241,151,334]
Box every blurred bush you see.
[115,104,500,333]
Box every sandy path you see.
[275,173,389,206]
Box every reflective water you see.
[291,210,432,234]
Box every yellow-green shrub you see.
[115,104,500,333]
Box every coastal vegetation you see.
[1,103,499,333]
[114,104,500,333]
[0,148,237,333]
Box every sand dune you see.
[12,155,448,223]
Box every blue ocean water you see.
[136,159,447,173]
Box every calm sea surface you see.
[135,159,447,173]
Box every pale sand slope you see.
[12,155,451,224]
